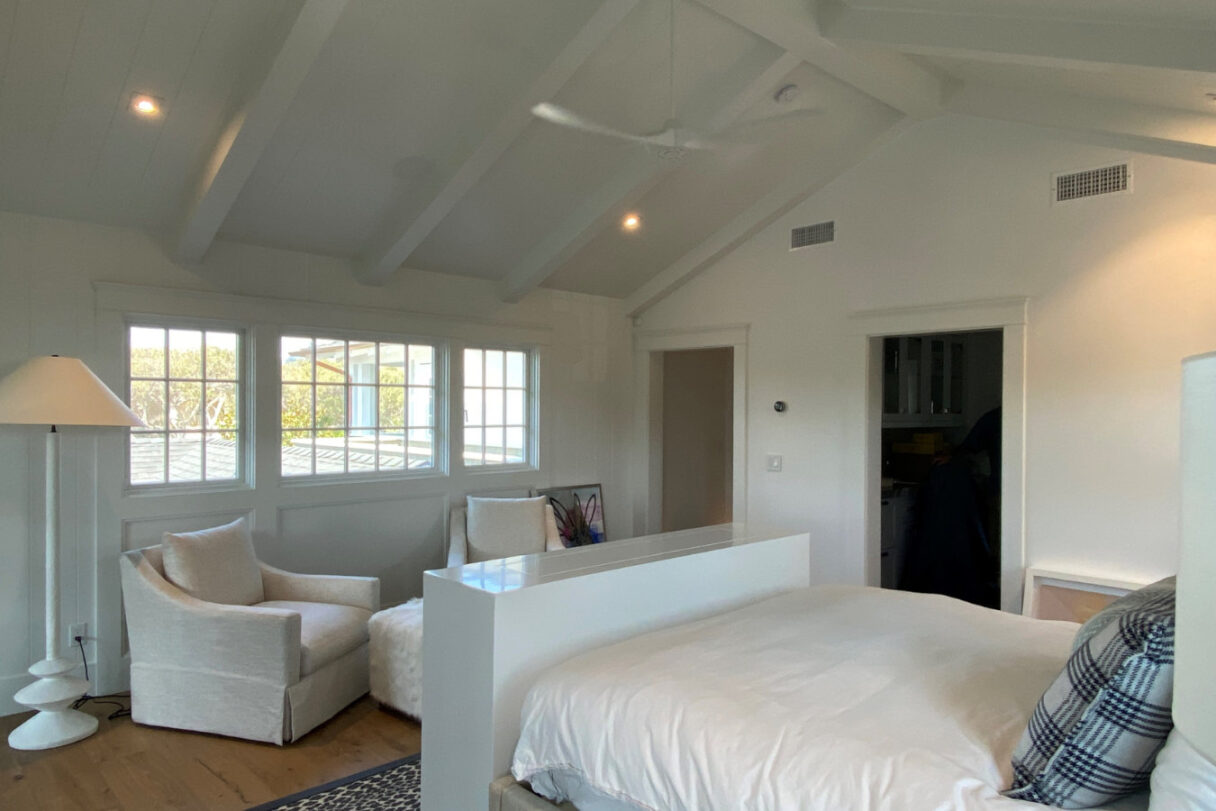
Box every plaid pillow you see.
[1004,577,1175,808]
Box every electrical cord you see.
[71,635,132,719]
[77,635,89,683]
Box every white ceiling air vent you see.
[1053,163,1131,204]
[790,220,834,250]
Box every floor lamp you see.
[0,356,144,750]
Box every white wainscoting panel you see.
[274,494,447,606]
[121,510,256,552]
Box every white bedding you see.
[512,585,1150,811]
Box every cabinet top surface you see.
[426,523,806,595]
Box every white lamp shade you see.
[0,356,145,427]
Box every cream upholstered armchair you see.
[369,497,563,719]
[446,496,564,567]
[119,518,379,745]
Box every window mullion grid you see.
[161,330,170,484]
[493,374,503,466]
[200,335,208,482]
[310,338,318,476]
[481,351,488,465]
[374,342,381,472]
[343,340,351,474]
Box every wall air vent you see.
[790,220,835,250]
[1053,163,1131,203]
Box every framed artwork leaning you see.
[533,483,606,546]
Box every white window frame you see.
[124,317,252,493]
[277,328,448,483]
[458,344,539,472]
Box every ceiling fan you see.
[531,0,820,160]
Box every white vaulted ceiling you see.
[1,0,1215,313]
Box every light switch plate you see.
[766,454,783,472]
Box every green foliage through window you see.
[128,326,242,485]
[280,337,436,477]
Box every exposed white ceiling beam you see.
[950,84,1216,165]
[625,116,914,318]
[818,1,1216,76]
[175,0,349,263]
[354,0,641,286]
[497,50,804,303]
[691,0,948,118]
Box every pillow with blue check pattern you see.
[1004,576,1175,808]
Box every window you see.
[280,336,436,477]
[127,325,242,486]
[463,347,530,467]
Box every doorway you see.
[878,329,1003,608]
[660,348,734,532]
[633,325,748,538]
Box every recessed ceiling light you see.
[622,213,642,232]
[130,93,162,117]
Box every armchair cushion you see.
[466,496,548,563]
[258,600,371,676]
[162,517,264,606]
[259,562,380,612]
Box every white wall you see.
[637,114,1216,594]
[0,211,633,714]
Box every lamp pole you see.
[7,425,98,750]
[45,426,60,665]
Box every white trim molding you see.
[849,296,1028,335]
[851,296,1029,613]
[632,325,749,536]
[93,282,552,347]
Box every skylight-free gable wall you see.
[635,114,1216,592]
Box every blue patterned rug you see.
[247,753,421,810]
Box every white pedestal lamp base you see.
[7,656,97,750]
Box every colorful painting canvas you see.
[534,483,606,546]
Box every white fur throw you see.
[369,598,424,720]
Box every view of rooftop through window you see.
[463,347,529,467]
[280,336,436,476]
[128,325,242,485]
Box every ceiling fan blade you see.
[532,103,663,147]
[675,136,723,151]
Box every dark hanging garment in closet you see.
[899,457,999,609]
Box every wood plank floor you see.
[1,697,420,810]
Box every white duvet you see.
[512,585,1149,811]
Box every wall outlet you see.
[68,622,88,645]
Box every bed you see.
[510,585,1150,810]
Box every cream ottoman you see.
[369,598,424,720]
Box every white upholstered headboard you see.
[1178,351,1216,764]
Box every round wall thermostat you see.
[773,400,787,413]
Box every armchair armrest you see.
[259,562,380,612]
[448,507,469,567]
[543,503,565,552]
[120,552,301,685]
